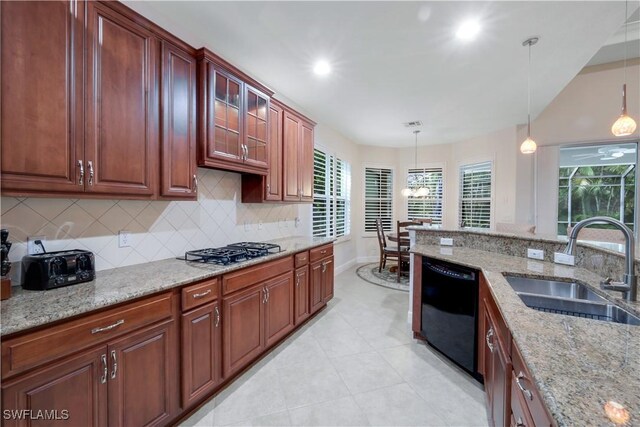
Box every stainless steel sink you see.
[518,294,640,326]
[504,275,606,302]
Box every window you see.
[364,167,394,232]
[313,149,351,238]
[459,161,492,229]
[406,167,444,225]
[557,143,637,235]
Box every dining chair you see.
[396,220,422,282]
[375,218,402,273]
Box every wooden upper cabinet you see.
[244,85,270,170]
[0,0,85,195]
[197,51,271,176]
[283,109,315,203]
[85,2,158,197]
[160,41,197,199]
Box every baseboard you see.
[356,256,378,264]
[335,258,357,275]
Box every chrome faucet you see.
[563,216,637,302]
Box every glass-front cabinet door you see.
[244,85,269,170]
[208,66,243,162]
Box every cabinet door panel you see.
[1,346,107,427]
[85,3,157,196]
[182,302,221,408]
[108,320,178,427]
[1,0,84,194]
[264,273,294,348]
[309,261,324,314]
[294,267,310,324]
[244,85,269,170]
[266,103,283,200]
[222,285,264,377]
[299,121,315,201]
[322,258,334,303]
[282,112,301,201]
[161,42,196,199]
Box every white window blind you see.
[459,161,492,229]
[313,149,351,238]
[364,167,394,232]
[407,167,443,224]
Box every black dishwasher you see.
[421,257,479,378]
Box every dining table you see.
[385,232,410,273]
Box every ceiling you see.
[124,1,633,147]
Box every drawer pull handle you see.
[91,319,124,334]
[320,250,327,254]
[516,371,533,401]
[110,350,117,380]
[192,289,212,299]
[100,354,107,384]
[214,306,220,327]
[485,327,494,353]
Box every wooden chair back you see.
[375,218,388,250]
[411,218,433,225]
[396,220,421,256]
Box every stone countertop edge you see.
[411,244,640,427]
[407,226,640,262]
[0,236,335,337]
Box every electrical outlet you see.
[527,248,544,260]
[440,237,453,246]
[118,231,132,248]
[27,236,46,254]
[554,252,575,266]
[258,220,263,230]
[440,247,453,256]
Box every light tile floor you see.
[181,265,489,427]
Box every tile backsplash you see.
[1,168,308,279]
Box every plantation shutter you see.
[313,148,351,238]
[407,168,443,224]
[364,167,394,232]
[459,162,492,229]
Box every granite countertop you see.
[411,244,640,427]
[1,236,334,337]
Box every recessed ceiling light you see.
[456,19,481,41]
[313,60,331,76]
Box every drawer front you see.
[182,278,219,311]
[511,343,553,427]
[222,256,293,295]
[309,244,333,263]
[294,251,309,267]
[2,292,174,379]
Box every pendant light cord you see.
[623,0,628,86]
[527,40,532,138]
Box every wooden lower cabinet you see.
[1,346,107,427]
[181,301,221,408]
[310,255,333,314]
[484,305,511,427]
[222,284,265,378]
[294,266,310,324]
[107,320,178,427]
[264,273,295,348]
[1,319,178,427]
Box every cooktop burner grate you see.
[183,242,282,265]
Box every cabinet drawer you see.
[309,244,333,263]
[294,251,309,267]
[222,256,293,295]
[182,278,219,311]
[511,343,553,427]
[2,292,174,379]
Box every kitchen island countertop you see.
[411,244,640,427]
[1,236,334,337]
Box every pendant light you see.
[611,0,637,137]
[520,37,539,155]
[401,130,430,197]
